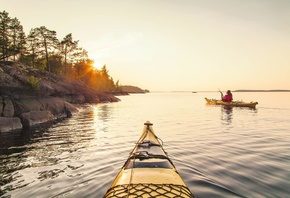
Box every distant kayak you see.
[104,121,194,198]
[205,97,258,108]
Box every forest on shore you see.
[0,10,122,93]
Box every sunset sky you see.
[2,0,290,91]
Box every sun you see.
[92,62,103,70]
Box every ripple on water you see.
[1,93,290,197]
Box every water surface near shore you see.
[1,92,290,197]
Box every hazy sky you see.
[2,0,290,91]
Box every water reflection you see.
[0,107,102,196]
[220,106,258,125]
[221,106,233,125]
[1,93,289,197]
[96,104,110,122]
[92,104,111,134]
[0,131,26,153]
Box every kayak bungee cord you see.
[157,136,164,146]
[103,121,194,198]
[147,123,164,146]
[126,153,136,198]
[126,123,156,197]
[126,123,150,197]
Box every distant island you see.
[121,85,150,94]
[234,90,290,92]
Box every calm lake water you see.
[1,92,290,198]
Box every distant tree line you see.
[0,10,122,92]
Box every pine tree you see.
[9,17,26,61]
[0,11,26,61]
[0,11,11,61]
[60,33,79,75]
[29,26,59,72]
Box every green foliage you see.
[1,10,121,93]
[115,80,123,92]
[28,75,41,90]
[28,26,59,72]
[18,54,33,66]
[0,11,26,61]
[48,54,62,73]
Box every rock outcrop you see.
[0,117,22,132]
[20,110,56,127]
[0,62,120,132]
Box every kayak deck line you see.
[104,121,194,198]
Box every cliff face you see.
[0,62,120,132]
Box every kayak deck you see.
[205,97,258,108]
[104,121,194,198]
[105,183,192,197]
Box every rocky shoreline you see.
[0,62,121,133]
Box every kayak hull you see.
[205,97,258,108]
[104,121,194,198]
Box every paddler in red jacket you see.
[220,90,233,102]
